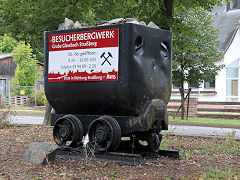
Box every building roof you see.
[37,61,44,66]
[0,53,13,60]
[212,3,240,52]
[0,53,44,66]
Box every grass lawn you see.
[198,111,240,115]
[15,110,45,114]
[169,116,240,126]
[0,106,45,114]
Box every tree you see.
[172,7,223,119]
[94,0,224,30]
[0,34,18,53]
[12,42,42,95]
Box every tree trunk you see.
[179,62,185,120]
[186,88,192,120]
[158,0,174,30]
[43,101,52,125]
[179,87,185,120]
[164,0,174,18]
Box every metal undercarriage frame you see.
[51,100,168,136]
[51,100,168,152]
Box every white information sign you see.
[48,28,119,82]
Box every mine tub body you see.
[44,23,172,138]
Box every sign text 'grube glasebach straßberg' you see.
[48,28,119,82]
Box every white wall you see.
[224,29,240,66]
[215,65,227,101]
[224,29,240,102]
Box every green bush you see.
[29,88,47,106]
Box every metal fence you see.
[0,80,37,107]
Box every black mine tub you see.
[44,23,172,152]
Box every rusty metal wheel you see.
[53,114,83,148]
[88,116,121,152]
[147,132,161,152]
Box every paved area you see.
[8,115,44,125]
[8,115,240,140]
[167,125,240,140]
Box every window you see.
[204,79,215,88]
[39,82,44,89]
[0,79,6,95]
[173,84,181,89]
[189,84,199,88]
[227,0,240,10]
[226,59,239,101]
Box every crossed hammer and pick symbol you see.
[100,52,113,66]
